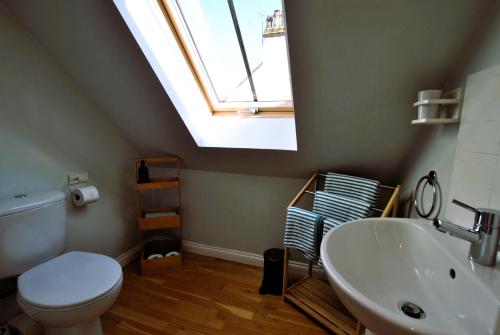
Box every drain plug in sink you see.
[400,302,426,319]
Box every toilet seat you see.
[18,276,122,313]
[18,251,122,310]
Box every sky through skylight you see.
[175,0,292,103]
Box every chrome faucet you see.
[433,199,500,267]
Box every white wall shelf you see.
[411,118,460,125]
[413,98,460,107]
[411,87,462,126]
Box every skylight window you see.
[163,0,294,113]
[114,0,297,150]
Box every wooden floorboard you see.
[103,253,330,335]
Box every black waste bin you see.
[259,248,284,295]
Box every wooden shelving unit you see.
[283,172,401,335]
[134,157,182,275]
[135,178,179,190]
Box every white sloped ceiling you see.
[2,0,491,183]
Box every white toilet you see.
[0,190,123,335]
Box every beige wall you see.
[2,0,498,257]
[179,169,306,254]
[0,4,138,257]
[1,0,489,183]
[400,1,500,218]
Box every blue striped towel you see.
[322,217,343,238]
[324,172,380,206]
[284,207,324,261]
[318,217,343,268]
[313,191,371,223]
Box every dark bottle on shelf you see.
[137,160,149,183]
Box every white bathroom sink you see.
[320,218,500,335]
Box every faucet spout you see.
[431,199,500,266]
[433,219,480,243]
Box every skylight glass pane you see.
[233,0,292,102]
[176,0,253,102]
[175,0,293,105]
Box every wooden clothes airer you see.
[282,172,401,335]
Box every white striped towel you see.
[324,172,380,206]
[284,207,324,261]
[318,217,343,268]
[313,191,371,223]
[322,217,343,238]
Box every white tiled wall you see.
[446,64,500,227]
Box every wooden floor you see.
[102,253,329,335]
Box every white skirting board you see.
[183,241,263,266]
[183,241,326,277]
[116,240,326,278]
[115,243,141,267]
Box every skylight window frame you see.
[160,0,294,116]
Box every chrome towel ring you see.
[414,170,442,219]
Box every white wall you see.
[446,65,500,227]
[400,1,500,218]
[0,4,138,257]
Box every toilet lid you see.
[18,251,122,309]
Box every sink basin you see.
[320,218,500,335]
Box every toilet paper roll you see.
[72,186,99,207]
[147,254,164,260]
[165,251,180,257]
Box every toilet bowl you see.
[17,251,122,335]
[0,191,123,334]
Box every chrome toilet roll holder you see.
[66,174,99,206]
[66,175,80,196]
